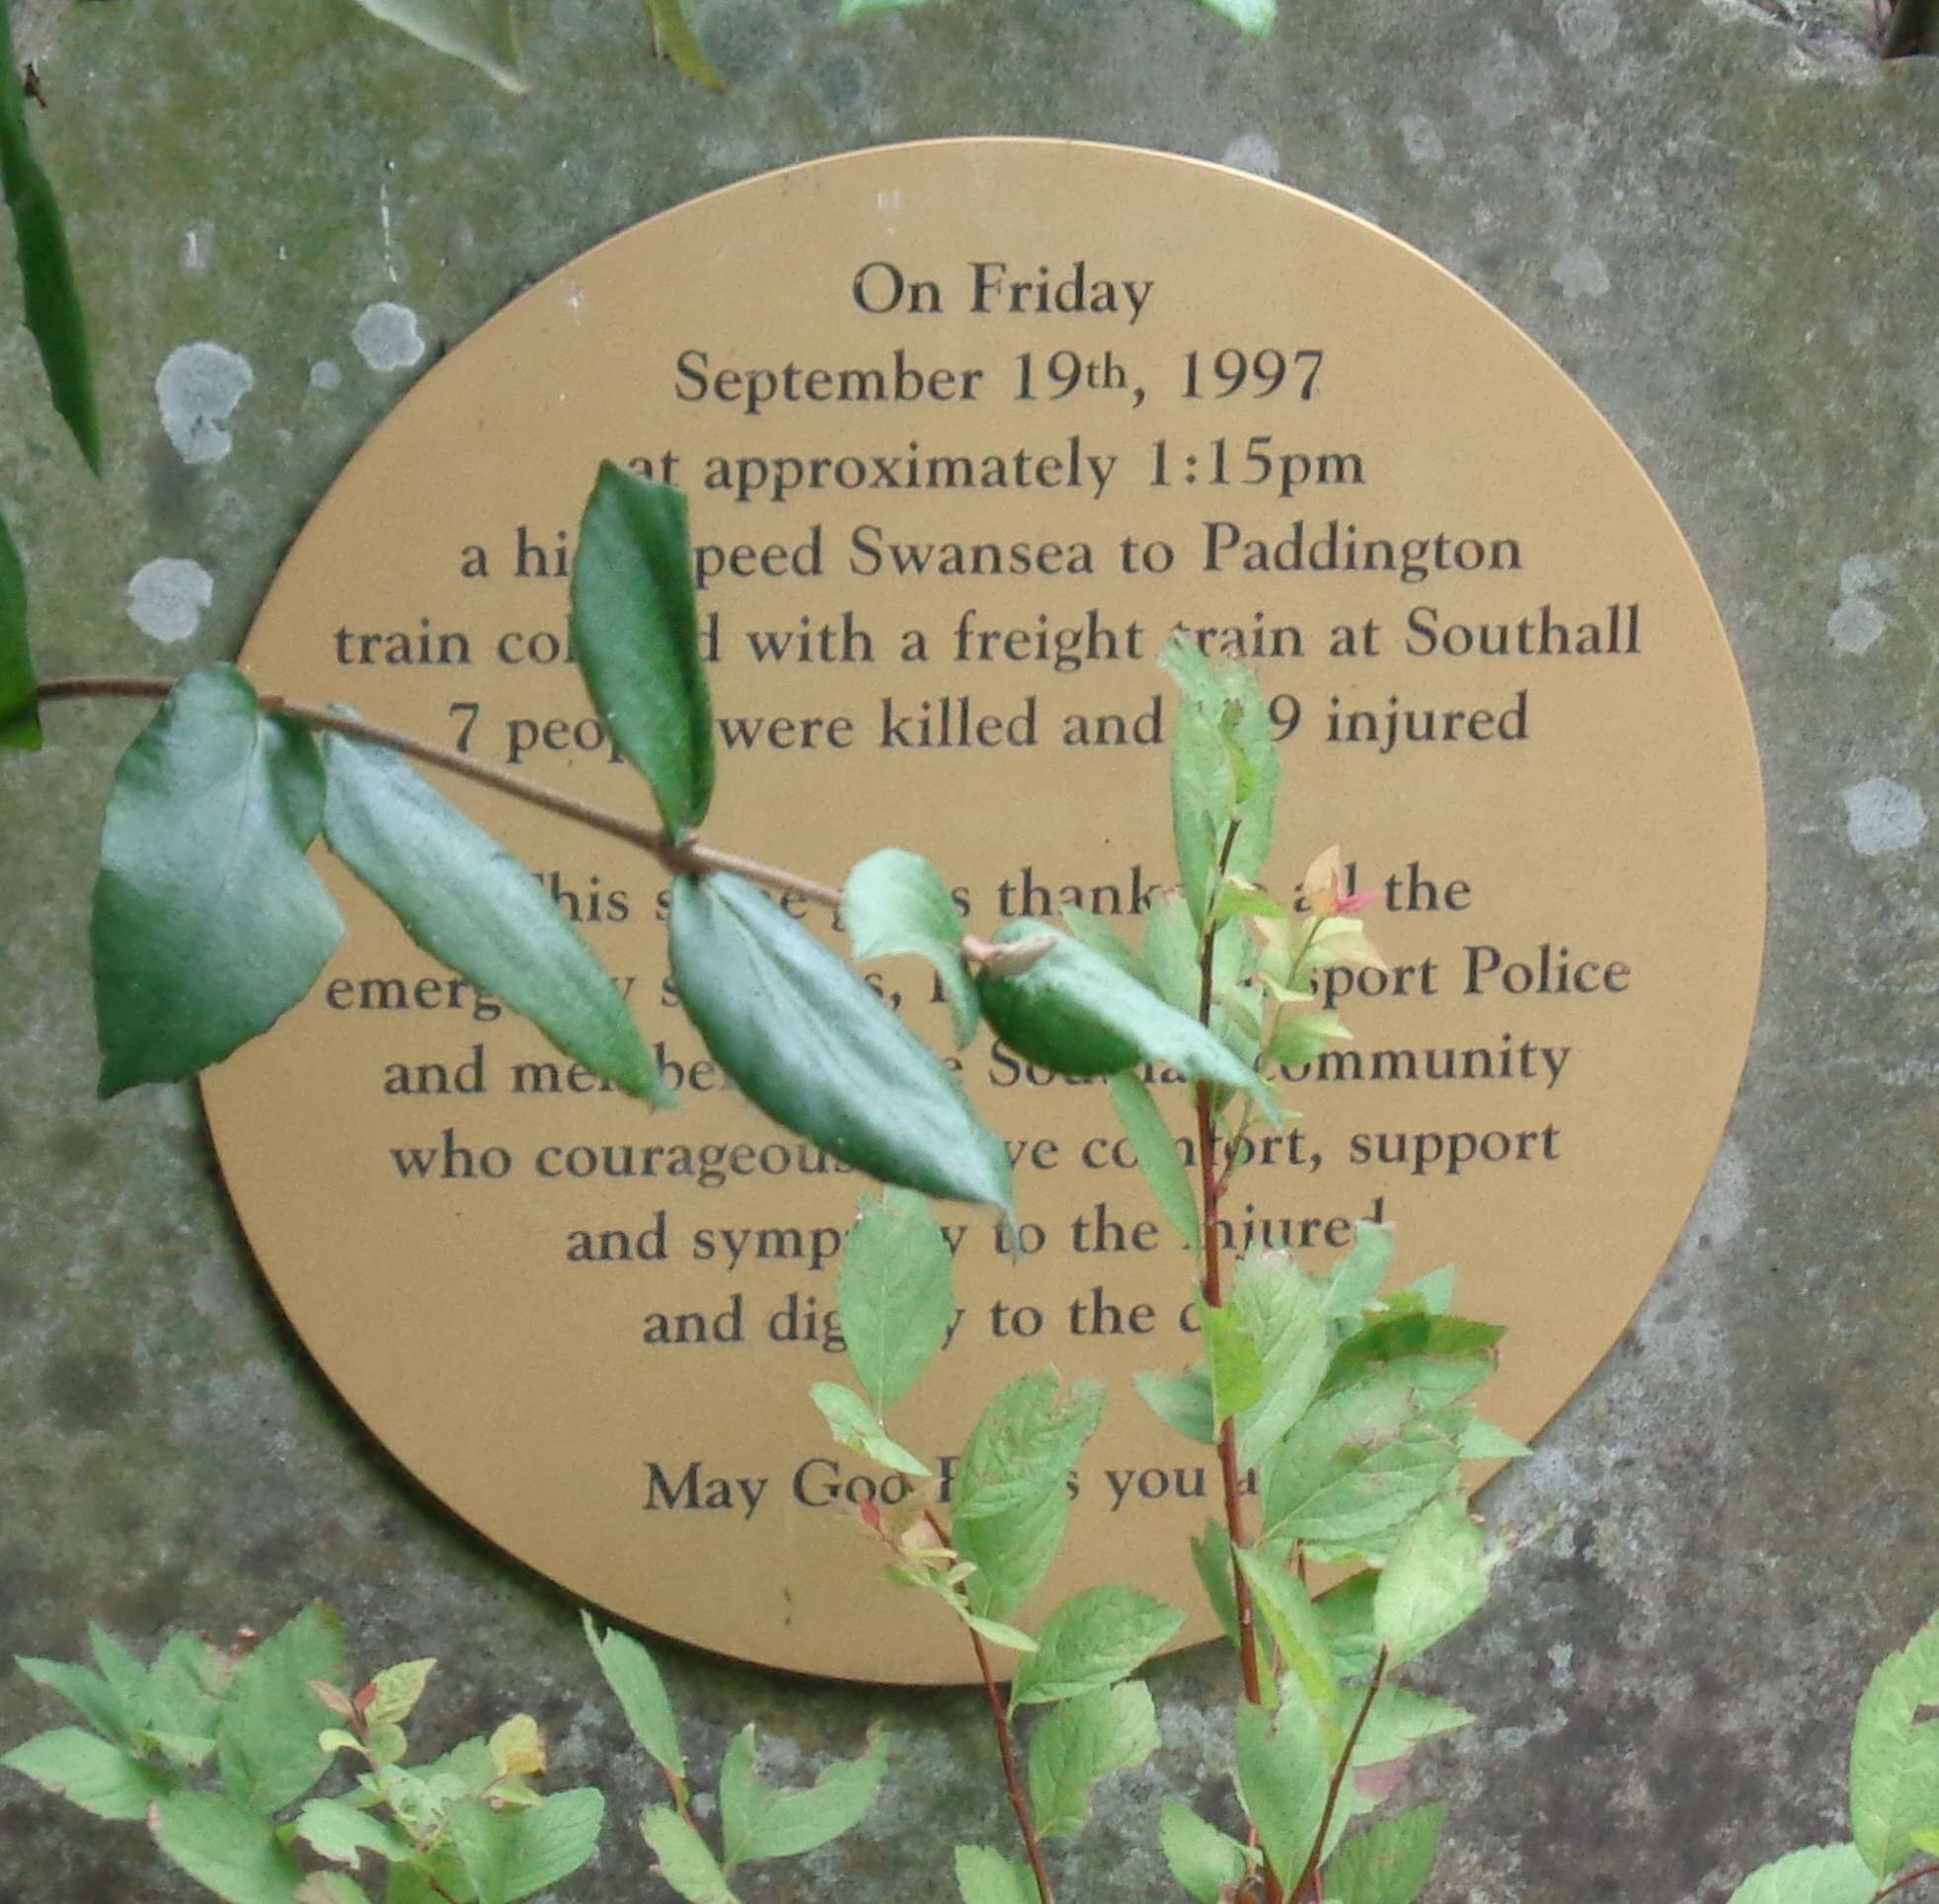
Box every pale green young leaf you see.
[719,1724,888,1869]
[0,506,37,752]
[961,1613,1040,1654]
[1191,1521,1242,1649]
[1233,1549,1337,1723]
[364,1660,435,1729]
[1108,1072,1200,1247]
[1850,1617,1939,1878]
[152,1790,308,1904]
[1268,1011,1352,1069]
[811,1383,931,1476]
[640,0,726,89]
[671,874,1012,1208]
[844,850,977,1048]
[84,1625,146,1722]
[349,0,526,88]
[1161,638,1280,917]
[1404,1266,1457,1315]
[1201,1299,1265,1428]
[1142,891,1202,1017]
[1325,1802,1445,1904]
[1,1726,174,1819]
[1160,1797,1251,1902]
[1134,1367,1215,1446]
[216,1604,349,1817]
[1458,1417,1531,1461]
[323,725,668,1106]
[642,1807,737,1903]
[296,1796,415,1866]
[1026,1681,1160,1841]
[1061,905,1157,990]
[1234,1697,1331,1882]
[953,1373,1106,1621]
[1316,1573,1381,1679]
[1916,1828,1939,1856]
[1725,1844,1877,1904]
[1234,1253,1329,1468]
[953,1844,1039,1904]
[93,670,345,1095]
[582,1613,683,1786]
[1012,1586,1185,1707]
[1324,1224,1395,1321]
[17,1654,129,1744]
[837,1187,956,1415]
[1373,1498,1489,1663]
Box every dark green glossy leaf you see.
[322,723,669,1106]
[349,0,526,90]
[668,873,1011,1208]
[0,3,101,471]
[0,505,37,751]
[571,463,713,838]
[91,668,345,1096]
[844,848,977,1048]
[641,0,726,89]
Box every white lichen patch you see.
[1462,30,1554,131]
[125,558,213,645]
[1828,595,1888,654]
[1556,0,1620,57]
[1219,132,1283,181]
[155,342,255,465]
[1552,244,1611,301]
[310,359,344,392]
[1841,776,1928,856]
[351,301,427,372]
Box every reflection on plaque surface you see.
[204,141,1764,1684]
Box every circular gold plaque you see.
[207,141,1764,1684]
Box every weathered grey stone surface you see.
[1,0,1934,1898]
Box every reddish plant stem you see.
[1876,1865,1939,1902]
[970,1626,1055,1904]
[1289,1650,1390,1904]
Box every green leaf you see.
[143,1633,227,1748]
[1160,1798,1251,1902]
[1234,1697,1331,1883]
[215,1603,349,1816]
[1266,1418,1461,1554]
[961,1613,1039,1654]
[1458,1417,1531,1461]
[1725,1844,1877,1904]
[1197,0,1276,33]
[0,505,37,751]
[321,723,668,1105]
[295,1797,415,1866]
[1134,1367,1215,1446]
[152,1790,308,1904]
[1190,1520,1242,1650]
[1268,1011,1351,1069]
[1061,904,1156,989]
[640,1814,737,1904]
[582,1613,683,1787]
[91,669,345,1095]
[953,1844,1039,1904]
[1372,1497,1489,1663]
[364,1659,435,1728]
[1325,1802,1445,1904]
[1026,1681,1159,1841]
[1201,1299,1265,1428]
[1233,1549,1337,1723]
[976,922,1272,1105]
[570,464,714,837]
[1325,1224,1394,1321]
[447,1789,605,1904]
[1325,1314,1504,1409]
[296,1875,373,1904]
[670,873,1011,1208]
[0,3,100,471]
[349,0,526,90]
[837,1186,956,1415]
[811,1383,930,1476]
[1012,1586,1185,1707]
[640,0,727,86]
[1850,1617,1939,1878]
[953,1373,1106,1621]
[17,1654,129,1744]
[1,1725,174,1819]
[1316,1573,1381,1680]
[1161,638,1279,923]
[844,849,977,1048]
[1108,1073,1199,1247]
[1234,1254,1329,1468]
[719,1723,887,1869]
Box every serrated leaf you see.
[215,1603,349,1816]
[1725,1844,1877,1904]
[0,506,38,751]
[1234,1254,1329,1468]
[1267,1418,1461,1553]
[844,850,977,1048]
[1458,1417,1530,1461]
[1,1725,174,1819]
[582,1613,683,1786]
[1135,1366,1215,1446]
[1233,1550,1337,1723]
[719,1724,887,1869]
[1325,1802,1445,1904]
[17,1654,129,1744]
[489,1714,545,1781]
[641,0,726,87]
[1012,1586,1184,1707]
[1325,1224,1394,1321]
[1107,1072,1200,1248]
[570,464,713,837]
[642,1806,737,1902]
[92,668,345,1095]
[0,3,100,470]
[953,1373,1105,1621]
[961,1613,1039,1654]
[1235,1697,1331,1882]
[1026,1681,1159,1841]
[977,921,1272,1107]
[447,1789,605,1904]
[953,1844,1039,1904]
[349,0,526,90]
[1160,1797,1251,1902]
[152,1790,308,1904]
[1191,1520,1242,1650]
[1373,1498,1488,1663]
[322,724,667,1104]
[1325,1313,1504,1409]
[144,1634,226,1748]
[837,1186,956,1415]
[670,873,1011,1208]
[1161,638,1279,923]
[295,1795,415,1866]
[1201,1299,1265,1428]
[1316,1572,1381,1680]
[364,1659,435,1729]
[811,1383,930,1476]
[1850,1617,1939,1877]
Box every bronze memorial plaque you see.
[204,140,1765,1684]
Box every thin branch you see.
[1875,1864,1939,1902]
[970,1625,1054,1904]
[1289,1650,1390,1904]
